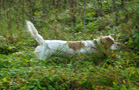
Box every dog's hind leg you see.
[35,45,50,60]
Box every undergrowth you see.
[0,0,139,89]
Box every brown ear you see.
[105,37,114,45]
[101,37,114,49]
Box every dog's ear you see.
[100,36,115,49]
[105,36,114,45]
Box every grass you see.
[0,48,139,89]
[0,0,139,89]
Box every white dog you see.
[26,21,120,60]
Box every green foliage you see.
[0,44,19,55]
[0,0,139,89]
[127,8,139,52]
[127,29,139,52]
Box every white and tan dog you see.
[26,21,120,60]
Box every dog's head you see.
[99,36,120,50]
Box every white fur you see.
[26,21,120,60]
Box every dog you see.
[26,21,120,60]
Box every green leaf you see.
[3,77,9,82]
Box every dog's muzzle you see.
[110,43,120,50]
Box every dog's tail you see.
[26,20,45,45]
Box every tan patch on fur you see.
[68,41,85,51]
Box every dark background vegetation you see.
[0,0,139,89]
